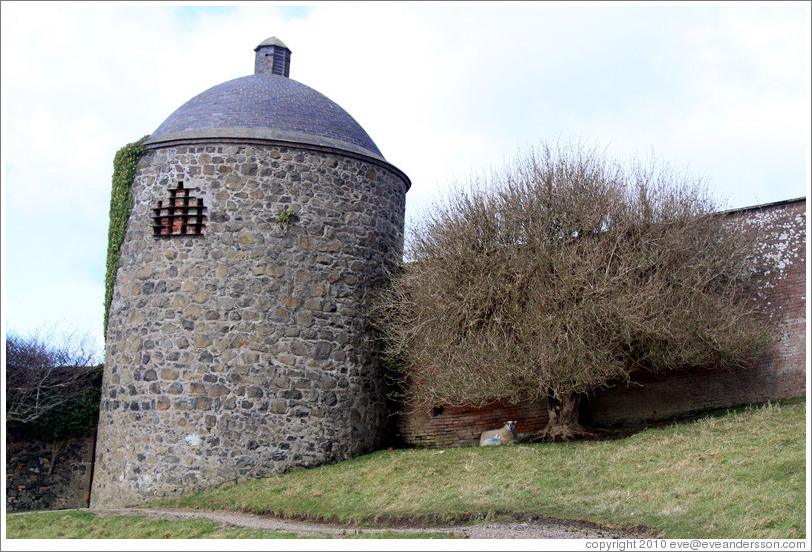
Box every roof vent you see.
[254,37,291,77]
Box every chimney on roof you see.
[254,37,291,77]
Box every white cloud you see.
[2,2,809,352]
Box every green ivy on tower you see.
[104,136,149,336]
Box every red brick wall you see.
[395,198,806,446]
[395,400,548,448]
[586,197,807,425]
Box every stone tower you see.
[91,38,410,508]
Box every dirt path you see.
[89,507,651,539]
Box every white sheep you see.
[479,420,518,446]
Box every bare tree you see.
[375,141,770,441]
[5,326,101,425]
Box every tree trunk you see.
[48,439,67,476]
[530,389,594,442]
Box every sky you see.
[2,1,810,360]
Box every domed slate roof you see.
[143,38,385,161]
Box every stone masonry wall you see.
[396,198,806,446]
[6,431,96,511]
[92,142,408,507]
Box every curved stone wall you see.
[91,142,408,507]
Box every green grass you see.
[4,510,304,539]
[154,400,807,539]
[4,510,461,539]
[6,400,806,539]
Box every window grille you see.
[151,182,207,237]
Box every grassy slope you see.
[5,401,806,539]
[155,400,806,539]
